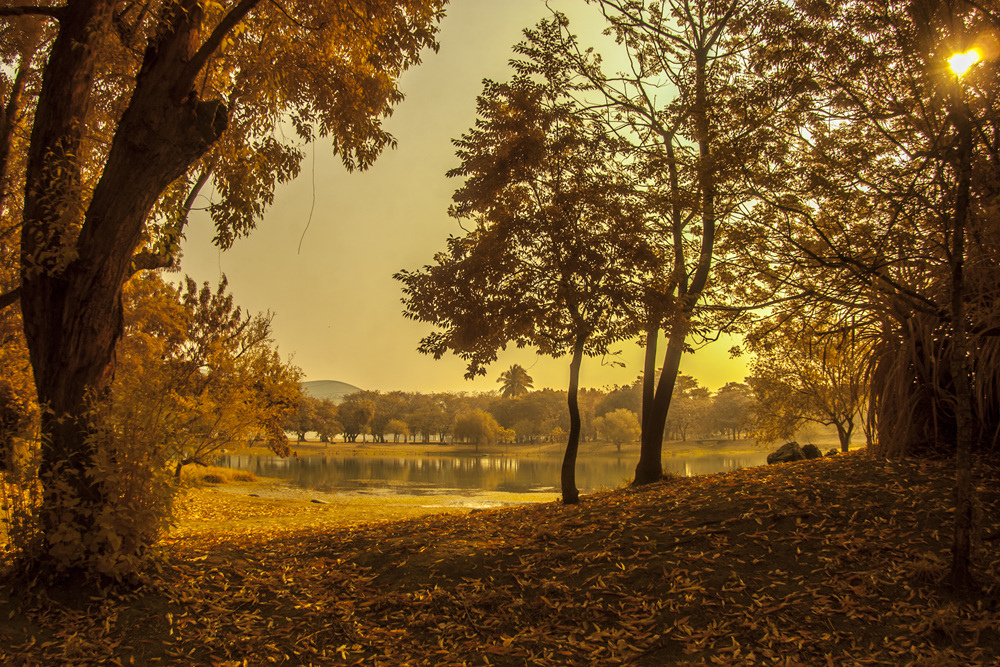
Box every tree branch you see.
[0,4,65,19]
[176,0,263,96]
[0,286,21,310]
[130,165,212,277]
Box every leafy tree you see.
[312,399,341,444]
[490,388,569,444]
[397,21,655,503]
[405,393,446,443]
[497,364,534,399]
[550,0,782,484]
[730,0,1000,586]
[116,273,301,479]
[577,387,602,444]
[0,15,44,263]
[283,395,341,443]
[365,390,410,444]
[594,408,640,453]
[596,377,642,419]
[452,409,504,450]
[0,0,445,574]
[338,394,375,444]
[285,397,318,443]
[709,382,753,441]
[663,375,711,442]
[433,392,467,444]
[386,419,410,443]
[746,322,866,452]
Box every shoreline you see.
[171,475,558,537]
[180,437,854,536]
[234,436,780,460]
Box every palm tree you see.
[498,364,534,399]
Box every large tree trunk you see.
[19,0,232,571]
[836,420,853,453]
[634,46,716,486]
[18,0,117,562]
[560,335,586,505]
[634,324,686,485]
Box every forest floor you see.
[1,451,999,666]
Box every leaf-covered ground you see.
[2,451,999,666]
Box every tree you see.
[365,390,410,444]
[490,388,568,444]
[405,393,447,443]
[663,375,711,442]
[730,0,1000,586]
[0,0,445,574]
[386,419,410,443]
[338,394,375,444]
[116,273,301,479]
[498,364,534,399]
[452,409,503,450]
[552,0,781,484]
[594,408,640,453]
[312,399,341,444]
[596,377,642,419]
[285,397,318,443]
[709,382,753,441]
[746,321,866,452]
[397,21,655,503]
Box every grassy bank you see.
[237,436,775,460]
[2,451,998,665]
[171,474,554,536]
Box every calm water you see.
[216,450,769,497]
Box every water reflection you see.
[216,451,769,497]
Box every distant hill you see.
[301,380,363,404]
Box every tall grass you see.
[180,465,257,485]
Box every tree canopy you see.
[397,20,660,503]
[0,0,446,576]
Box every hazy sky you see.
[179,0,748,394]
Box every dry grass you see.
[179,464,258,485]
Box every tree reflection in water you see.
[216,452,769,496]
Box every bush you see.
[1,404,177,581]
[180,465,257,485]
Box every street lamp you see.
[948,48,982,77]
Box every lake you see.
[216,450,770,499]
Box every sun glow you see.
[948,48,983,77]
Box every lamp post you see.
[946,48,978,588]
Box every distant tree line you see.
[283,372,759,449]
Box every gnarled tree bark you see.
[19,0,251,569]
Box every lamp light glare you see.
[949,49,982,77]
